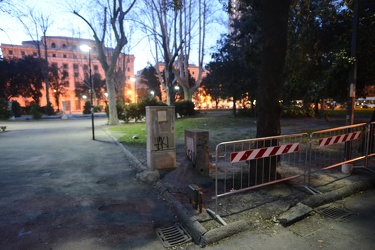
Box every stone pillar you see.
[146,106,176,170]
[185,129,209,176]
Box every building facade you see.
[0,36,135,113]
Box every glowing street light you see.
[80,44,95,140]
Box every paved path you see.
[184,187,375,250]
[0,118,177,249]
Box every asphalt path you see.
[0,118,177,250]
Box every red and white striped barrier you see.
[318,131,361,147]
[230,143,299,163]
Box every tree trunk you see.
[255,0,291,183]
[106,74,119,125]
[256,0,291,138]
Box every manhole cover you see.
[315,206,352,220]
[156,222,192,247]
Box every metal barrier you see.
[366,122,375,164]
[308,123,367,187]
[214,133,308,213]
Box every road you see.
[0,118,177,250]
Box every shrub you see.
[137,97,167,116]
[83,101,91,114]
[115,99,127,121]
[93,105,103,112]
[40,103,55,115]
[125,103,142,122]
[175,100,195,117]
[30,103,42,120]
[11,100,23,117]
[0,98,10,120]
[282,105,315,118]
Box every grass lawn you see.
[108,108,374,148]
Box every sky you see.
[0,0,228,72]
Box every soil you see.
[122,112,373,235]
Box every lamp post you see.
[80,44,95,140]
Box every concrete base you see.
[147,150,176,170]
[341,163,353,174]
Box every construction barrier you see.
[308,123,367,187]
[366,122,375,166]
[214,133,309,213]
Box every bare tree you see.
[135,0,211,105]
[15,6,53,113]
[73,0,137,125]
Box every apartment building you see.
[0,36,135,113]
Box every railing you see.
[212,123,375,213]
[214,133,309,213]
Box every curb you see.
[104,126,249,246]
[278,177,375,226]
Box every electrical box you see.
[185,129,209,176]
[146,106,176,170]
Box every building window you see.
[51,43,56,48]
[83,65,88,71]
[127,76,130,79]
[8,50,13,55]
[127,67,130,72]
[74,72,79,78]
[64,81,69,87]
[62,44,67,49]
[52,63,58,68]
[63,54,67,58]
[52,54,56,57]
[63,64,68,69]
[73,64,79,70]
[21,51,25,56]
[74,82,80,88]
[94,65,98,71]
[127,58,130,63]
[72,45,77,50]
[33,52,37,57]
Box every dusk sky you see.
[1,0,228,72]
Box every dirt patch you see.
[122,114,373,233]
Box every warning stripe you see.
[230,143,299,163]
[318,131,361,147]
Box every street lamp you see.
[80,44,95,140]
